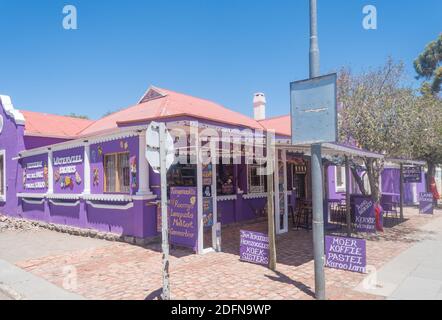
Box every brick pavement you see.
[15,207,439,300]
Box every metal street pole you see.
[400,163,404,221]
[309,0,326,300]
[159,123,170,300]
[345,156,351,237]
[267,132,277,271]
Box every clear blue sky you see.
[0,0,441,120]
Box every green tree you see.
[66,113,89,120]
[338,59,415,203]
[405,94,442,191]
[414,33,442,96]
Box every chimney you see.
[253,93,266,121]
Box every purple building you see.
[0,88,409,254]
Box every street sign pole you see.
[309,0,326,300]
[266,132,277,271]
[159,123,170,300]
[145,121,175,300]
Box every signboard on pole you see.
[240,230,269,266]
[354,196,376,233]
[404,166,422,183]
[419,192,434,215]
[325,235,366,274]
[169,187,198,250]
[290,73,338,145]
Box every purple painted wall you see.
[0,100,25,217]
[382,167,426,204]
[24,136,69,150]
[90,136,139,195]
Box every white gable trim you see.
[137,86,167,104]
[0,95,25,125]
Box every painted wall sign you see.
[169,187,198,250]
[22,154,48,192]
[354,196,376,233]
[325,235,366,274]
[240,230,269,266]
[419,192,434,215]
[53,147,84,193]
[404,166,422,183]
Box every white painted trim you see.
[83,143,91,195]
[274,150,281,234]
[19,126,147,158]
[0,95,25,125]
[82,194,133,202]
[47,150,54,194]
[335,166,347,193]
[243,193,267,200]
[46,194,81,200]
[210,139,218,251]
[217,195,237,201]
[0,149,6,202]
[136,130,152,196]
[195,124,204,255]
[85,200,134,210]
[21,198,45,205]
[48,199,80,207]
[17,193,46,199]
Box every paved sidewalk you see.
[0,259,84,300]
[355,215,442,300]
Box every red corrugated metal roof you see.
[21,110,94,138]
[258,115,291,137]
[20,87,292,139]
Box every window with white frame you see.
[248,164,267,194]
[104,152,130,193]
[0,150,5,201]
[335,166,346,193]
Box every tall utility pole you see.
[159,123,170,300]
[309,0,326,300]
[267,132,277,271]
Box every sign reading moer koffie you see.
[325,235,366,274]
[403,166,422,183]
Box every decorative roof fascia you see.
[0,95,25,125]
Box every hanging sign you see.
[354,196,376,233]
[240,230,269,266]
[419,192,434,215]
[404,166,422,183]
[325,235,367,274]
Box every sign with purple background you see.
[404,166,422,183]
[21,153,48,193]
[354,196,376,233]
[325,235,366,274]
[53,147,84,194]
[240,230,269,266]
[419,192,434,215]
[169,187,198,251]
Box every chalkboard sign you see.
[354,196,376,233]
[240,230,269,266]
[404,166,422,183]
[325,235,366,274]
[419,192,434,215]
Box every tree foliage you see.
[338,59,416,202]
[66,113,89,120]
[414,33,442,96]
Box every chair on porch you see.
[381,194,399,219]
[293,199,312,230]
